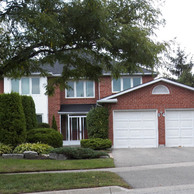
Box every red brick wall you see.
[99,76,112,99]
[48,79,61,132]
[142,75,155,83]
[106,81,194,146]
[0,79,4,93]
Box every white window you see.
[112,77,142,92]
[66,80,95,98]
[11,78,40,95]
[152,85,170,94]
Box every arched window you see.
[152,85,170,94]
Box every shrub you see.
[13,143,53,154]
[0,143,13,155]
[21,96,37,130]
[0,93,26,146]
[81,138,112,150]
[37,123,50,128]
[51,147,108,159]
[27,128,63,148]
[87,107,109,139]
[51,115,58,131]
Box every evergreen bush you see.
[37,123,50,128]
[51,115,58,130]
[86,106,109,139]
[27,128,63,148]
[21,96,37,130]
[0,93,26,146]
[81,138,112,150]
[50,147,108,159]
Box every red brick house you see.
[2,63,194,148]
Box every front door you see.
[61,115,87,145]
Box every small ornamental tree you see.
[52,115,58,131]
[21,96,37,130]
[0,93,26,146]
[86,106,109,139]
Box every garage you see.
[165,110,194,147]
[113,110,158,148]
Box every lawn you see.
[0,171,130,194]
[0,158,114,173]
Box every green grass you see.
[0,171,130,194]
[0,158,114,173]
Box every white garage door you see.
[166,110,194,147]
[114,110,158,148]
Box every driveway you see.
[112,147,194,191]
[112,147,194,167]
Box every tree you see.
[51,115,58,131]
[0,0,165,94]
[21,96,37,130]
[168,47,194,87]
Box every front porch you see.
[58,104,96,146]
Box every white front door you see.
[165,110,194,147]
[62,115,87,146]
[114,110,158,148]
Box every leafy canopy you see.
[0,0,165,94]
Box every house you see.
[1,62,194,148]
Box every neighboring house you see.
[1,62,194,148]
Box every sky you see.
[156,0,194,56]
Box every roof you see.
[42,62,156,76]
[97,78,194,103]
[58,104,96,114]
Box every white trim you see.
[98,78,194,103]
[152,85,170,95]
[97,99,117,103]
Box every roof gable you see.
[97,78,194,103]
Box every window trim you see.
[112,76,142,93]
[65,80,95,98]
[11,77,41,95]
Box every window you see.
[11,79,19,93]
[11,77,40,95]
[112,77,142,92]
[36,114,42,123]
[32,78,40,94]
[152,85,170,94]
[66,81,95,98]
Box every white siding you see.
[4,77,48,123]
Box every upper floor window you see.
[112,77,142,92]
[11,78,40,94]
[152,85,170,94]
[66,80,95,98]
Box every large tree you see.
[0,0,165,94]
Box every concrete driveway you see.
[112,147,194,167]
[112,147,194,192]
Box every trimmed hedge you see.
[0,93,26,146]
[81,138,112,150]
[50,147,108,159]
[37,123,50,128]
[21,96,37,130]
[13,143,53,154]
[0,143,13,155]
[27,128,63,148]
[86,106,109,139]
